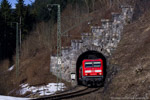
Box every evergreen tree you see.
[0,0,11,22]
[15,0,26,38]
[15,0,25,18]
[15,0,37,39]
[32,0,53,21]
[32,0,68,22]
[0,0,15,61]
[24,5,36,34]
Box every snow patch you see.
[19,83,66,96]
[8,65,14,71]
[0,95,29,100]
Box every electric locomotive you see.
[79,59,104,86]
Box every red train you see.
[79,59,104,86]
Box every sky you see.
[0,0,35,8]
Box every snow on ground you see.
[0,95,29,100]
[19,83,66,96]
[8,65,14,71]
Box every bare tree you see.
[98,0,107,9]
[84,0,90,13]
[92,0,96,11]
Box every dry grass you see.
[0,59,19,95]
[0,59,10,72]
[0,59,10,94]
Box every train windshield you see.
[85,62,93,67]
[85,61,101,67]
[93,61,101,67]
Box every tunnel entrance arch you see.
[76,50,107,85]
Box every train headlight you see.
[95,70,102,72]
[85,70,92,73]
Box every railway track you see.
[34,86,101,100]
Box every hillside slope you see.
[69,6,150,100]
[106,10,150,99]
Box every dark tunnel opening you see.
[76,50,107,85]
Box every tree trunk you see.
[92,0,96,11]
[84,0,89,14]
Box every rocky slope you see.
[68,4,150,100]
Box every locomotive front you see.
[81,59,104,86]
